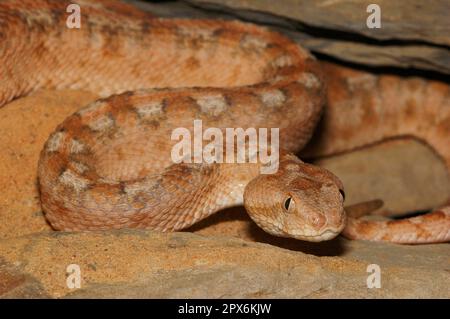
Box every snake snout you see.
[310,201,346,235]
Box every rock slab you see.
[0,230,449,298]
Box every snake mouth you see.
[288,229,341,242]
[306,229,341,241]
[280,213,346,242]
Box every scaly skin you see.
[303,62,450,243]
[1,0,448,243]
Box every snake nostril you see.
[308,213,326,229]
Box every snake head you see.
[243,154,346,242]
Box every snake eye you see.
[339,189,346,201]
[284,197,294,212]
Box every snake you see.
[1,0,449,244]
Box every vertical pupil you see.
[284,197,292,210]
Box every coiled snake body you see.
[1,0,449,243]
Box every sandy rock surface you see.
[0,90,98,239]
[1,230,449,298]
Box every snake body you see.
[1,0,449,243]
[306,63,450,243]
